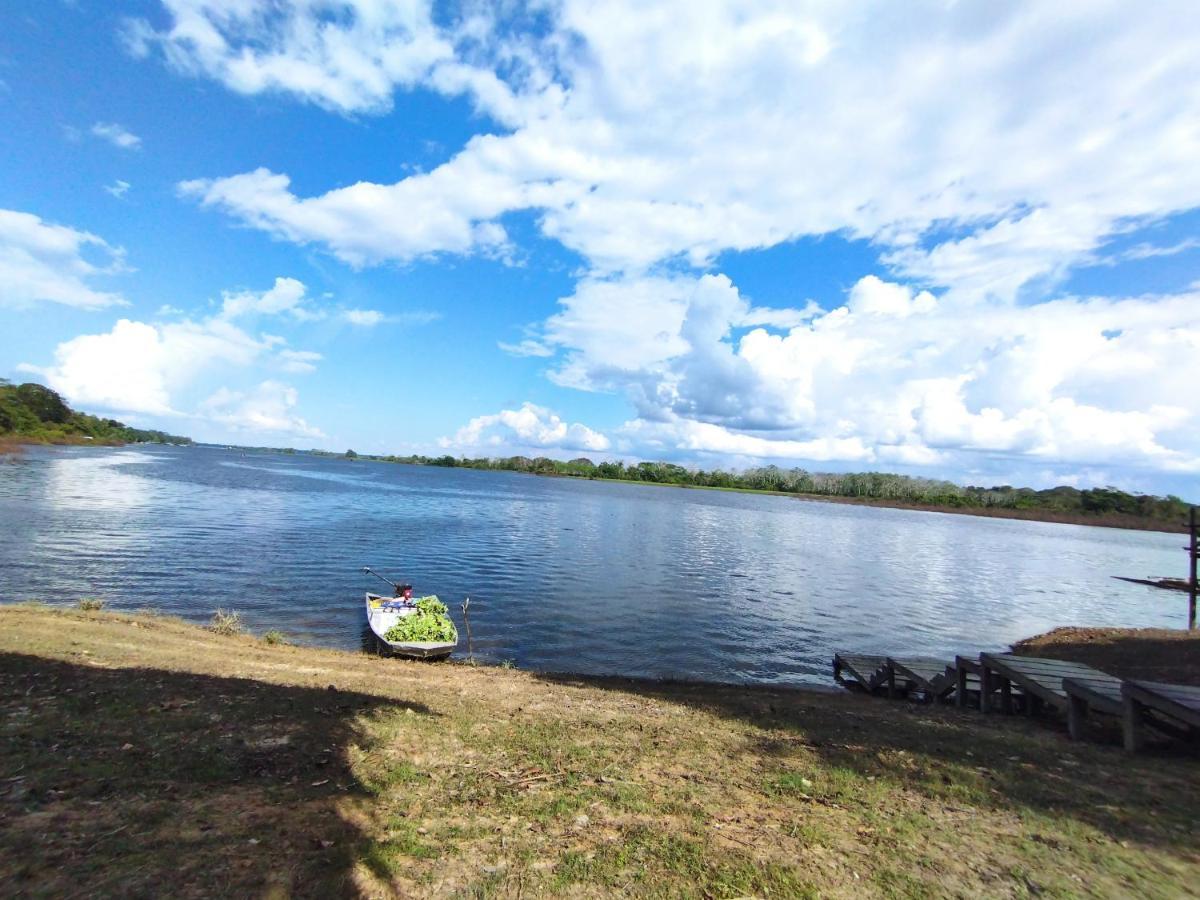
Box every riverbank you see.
[2,605,1197,897]
[572,474,1190,533]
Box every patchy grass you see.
[207,608,243,635]
[261,629,290,646]
[1,605,1198,898]
[77,597,105,611]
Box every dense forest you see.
[327,450,1194,532]
[0,381,191,446]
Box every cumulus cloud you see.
[26,317,263,416]
[22,277,328,434]
[202,381,324,437]
[140,2,1200,474]
[219,276,323,320]
[546,273,1200,472]
[0,209,127,310]
[91,122,141,150]
[168,2,1200,293]
[443,402,610,453]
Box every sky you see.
[1,1,1199,497]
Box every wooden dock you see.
[979,652,1120,716]
[1062,676,1123,740]
[834,648,1200,754]
[1122,680,1200,753]
[884,656,956,702]
[832,653,887,693]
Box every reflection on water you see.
[0,445,1184,686]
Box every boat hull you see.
[364,592,456,660]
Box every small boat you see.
[361,567,458,659]
[365,593,457,659]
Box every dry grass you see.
[1,605,1198,898]
[207,608,243,636]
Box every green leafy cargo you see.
[383,596,458,644]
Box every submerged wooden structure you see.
[1114,505,1199,629]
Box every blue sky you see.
[2,2,1199,497]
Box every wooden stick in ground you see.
[1189,506,1197,630]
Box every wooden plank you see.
[981,653,1119,714]
[1062,677,1122,715]
[833,653,888,692]
[1122,681,1200,729]
[887,657,955,699]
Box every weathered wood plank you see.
[833,653,888,692]
[886,657,956,701]
[981,653,1119,714]
[1122,681,1200,729]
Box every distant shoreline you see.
[6,439,1188,534]
[521,470,1191,534]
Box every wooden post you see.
[1189,507,1197,631]
[1122,695,1146,754]
[956,663,968,709]
[1000,677,1014,715]
[980,665,993,713]
[1067,694,1087,741]
[887,663,896,699]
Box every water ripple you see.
[0,445,1184,686]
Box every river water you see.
[0,445,1185,686]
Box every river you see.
[0,445,1183,686]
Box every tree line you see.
[327,450,1193,529]
[0,381,192,446]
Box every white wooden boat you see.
[364,592,457,659]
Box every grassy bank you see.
[2,605,1198,898]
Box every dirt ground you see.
[1013,626,1200,685]
[2,605,1198,898]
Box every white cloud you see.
[0,208,127,310]
[277,348,322,374]
[104,180,131,199]
[443,402,610,453]
[123,1,553,124]
[24,279,327,434]
[1113,237,1200,263]
[168,2,1200,296]
[178,163,540,266]
[220,275,323,320]
[498,339,554,358]
[342,308,384,327]
[537,272,1200,473]
[340,307,439,326]
[28,317,263,416]
[202,381,324,437]
[141,2,1200,475]
[91,122,141,150]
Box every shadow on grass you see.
[0,652,430,898]
[533,671,1200,856]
